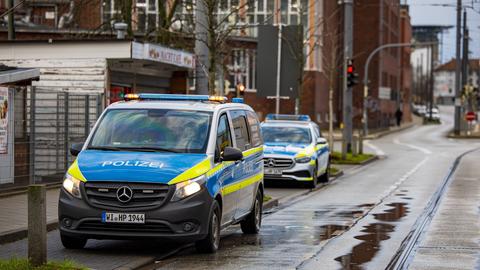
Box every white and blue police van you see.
[261,114,330,188]
[59,94,264,253]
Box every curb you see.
[263,198,279,210]
[364,122,415,140]
[0,220,58,245]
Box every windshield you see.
[89,109,212,153]
[261,126,312,144]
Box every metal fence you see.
[0,86,104,189]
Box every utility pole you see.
[428,45,435,120]
[194,0,209,95]
[342,0,353,158]
[7,0,15,40]
[461,9,469,96]
[454,0,462,134]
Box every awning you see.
[0,67,39,84]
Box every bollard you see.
[352,135,358,156]
[359,133,364,154]
[28,185,47,266]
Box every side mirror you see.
[70,142,84,156]
[221,147,243,162]
[316,137,327,145]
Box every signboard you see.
[378,87,391,100]
[465,111,476,122]
[256,25,301,98]
[0,87,8,154]
[132,42,194,69]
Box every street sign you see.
[465,111,476,122]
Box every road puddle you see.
[334,202,409,269]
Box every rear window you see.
[246,111,263,147]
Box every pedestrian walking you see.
[395,108,403,127]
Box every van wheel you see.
[241,189,263,234]
[319,161,330,183]
[60,233,87,249]
[195,201,221,253]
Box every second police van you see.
[261,114,330,188]
[58,94,264,253]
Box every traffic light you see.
[347,63,359,87]
[236,83,245,97]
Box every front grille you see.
[263,158,294,169]
[78,220,173,233]
[83,182,171,209]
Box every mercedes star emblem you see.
[267,159,276,168]
[116,186,133,203]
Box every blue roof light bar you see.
[265,114,311,121]
[123,94,228,102]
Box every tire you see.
[319,160,330,183]
[307,164,318,189]
[241,189,263,234]
[195,201,221,253]
[60,233,87,249]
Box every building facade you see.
[434,59,480,105]
[352,0,407,129]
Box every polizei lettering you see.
[101,161,164,169]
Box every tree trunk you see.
[328,85,334,152]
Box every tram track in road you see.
[387,147,480,270]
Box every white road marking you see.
[393,138,432,154]
[381,157,429,198]
[364,140,385,156]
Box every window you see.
[261,126,312,144]
[246,111,262,147]
[216,114,233,158]
[89,109,212,153]
[231,110,251,151]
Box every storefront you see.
[0,40,194,188]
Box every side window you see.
[215,114,232,160]
[231,110,251,151]
[246,111,263,147]
[313,124,321,138]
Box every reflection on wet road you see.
[335,203,409,269]
[154,204,374,270]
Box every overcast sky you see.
[408,0,480,63]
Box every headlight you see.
[63,174,82,199]
[295,156,311,163]
[171,175,206,202]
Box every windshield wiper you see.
[87,146,121,151]
[117,147,179,153]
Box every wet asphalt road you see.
[1,106,479,270]
[150,106,480,270]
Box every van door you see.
[215,113,236,225]
[230,110,262,219]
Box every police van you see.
[261,114,330,188]
[59,94,264,253]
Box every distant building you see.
[352,0,409,129]
[434,59,480,105]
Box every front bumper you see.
[58,185,213,242]
[263,156,314,181]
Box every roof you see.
[435,59,480,72]
[107,100,253,113]
[0,66,39,84]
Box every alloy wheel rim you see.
[255,199,261,230]
[212,212,219,249]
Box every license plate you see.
[102,212,145,224]
[265,168,282,176]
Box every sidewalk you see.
[0,189,59,244]
[409,149,480,270]
[325,117,420,142]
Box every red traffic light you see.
[347,65,354,74]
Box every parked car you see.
[260,114,330,188]
[59,94,264,253]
